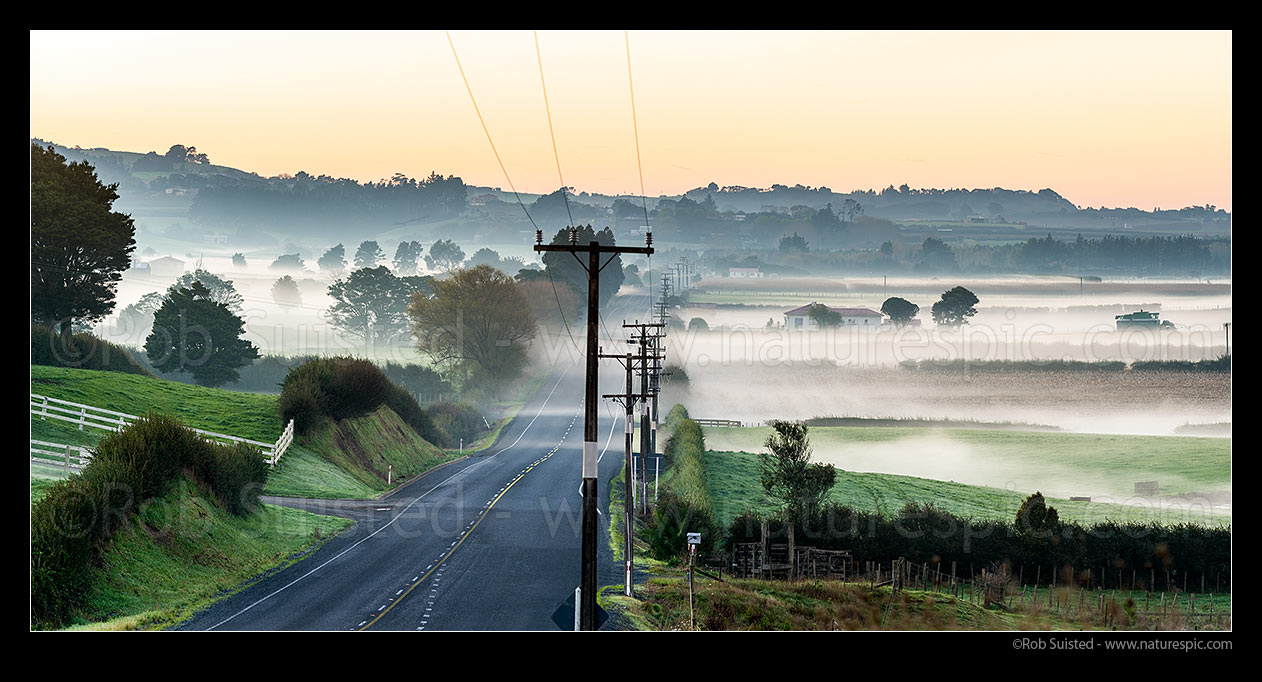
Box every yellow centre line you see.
[358,450,554,631]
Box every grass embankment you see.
[63,478,349,630]
[30,366,457,499]
[703,425,1230,510]
[271,405,456,498]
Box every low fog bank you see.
[682,362,1230,436]
[808,432,1225,503]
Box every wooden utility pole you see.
[534,226,652,630]
[601,350,652,598]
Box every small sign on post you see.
[686,532,701,546]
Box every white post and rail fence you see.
[30,393,294,470]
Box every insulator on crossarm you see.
[569,227,578,245]
[535,229,543,245]
[645,231,653,248]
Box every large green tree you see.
[171,268,244,312]
[144,281,259,387]
[326,266,431,347]
[392,240,424,275]
[540,225,625,308]
[408,265,537,394]
[881,297,920,326]
[807,303,841,328]
[318,243,347,277]
[759,420,836,522]
[31,144,136,337]
[426,239,466,271]
[931,286,979,327]
[354,240,384,270]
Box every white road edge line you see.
[203,360,576,631]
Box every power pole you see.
[624,322,664,514]
[534,226,652,630]
[601,351,648,598]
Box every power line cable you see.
[446,30,582,358]
[534,31,575,230]
[625,31,654,321]
[445,30,539,233]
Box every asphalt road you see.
[180,297,652,631]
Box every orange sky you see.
[30,30,1231,211]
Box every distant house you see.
[147,256,186,277]
[127,259,151,276]
[729,267,763,278]
[784,303,884,330]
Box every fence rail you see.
[30,394,294,468]
[694,418,744,428]
[31,439,93,470]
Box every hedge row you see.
[644,408,719,562]
[31,414,267,628]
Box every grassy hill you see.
[702,425,1230,501]
[32,366,280,442]
[705,450,1230,527]
[30,366,455,499]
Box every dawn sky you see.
[30,30,1231,211]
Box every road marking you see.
[204,360,577,631]
[357,443,557,630]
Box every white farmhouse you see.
[783,303,884,330]
[728,267,763,278]
[147,256,186,277]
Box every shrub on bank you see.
[31,324,151,376]
[279,357,449,446]
[428,402,486,445]
[30,414,268,628]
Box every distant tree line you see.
[189,171,468,237]
[707,233,1229,277]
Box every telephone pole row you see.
[534,226,652,631]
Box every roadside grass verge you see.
[59,479,350,630]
